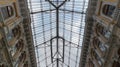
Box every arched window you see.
[1,6,14,20]
[12,25,21,38]
[102,4,115,18]
[7,6,13,17]
[92,37,100,49]
[95,23,109,39]
[94,51,102,66]
[95,24,104,36]
[92,37,107,58]
[98,42,107,52]
[15,39,24,52]
[11,39,24,57]
[97,24,104,35]
[19,51,26,63]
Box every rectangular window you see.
[1,7,9,19]
[1,6,14,20]
[102,4,115,18]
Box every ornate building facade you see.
[0,0,120,67]
[80,0,120,67]
[0,0,36,67]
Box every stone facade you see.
[83,0,120,67]
[0,0,36,67]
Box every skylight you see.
[27,0,89,67]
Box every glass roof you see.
[27,0,89,67]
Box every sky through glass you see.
[27,0,89,67]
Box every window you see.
[1,6,14,20]
[103,29,111,39]
[10,39,24,57]
[94,51,102,66]
[19,51,26,62]
[12,25,21,38]
[95,23,110,39]
[27,0,89,66]
[6,30,14,41]
[98,42,107,52]
[15,39,24,52]
[102,4,115,18]
[10,47,17,56]
[93,37,107,52]
[95,24,103,36]
[97,24,104,35]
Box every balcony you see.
[12,39,24,60]
[8,25,22,46]
[18,51,27,67]
[92,37,108,57]
[90,48,101,67]
[94,23,109,43]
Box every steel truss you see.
[27,0,88,67]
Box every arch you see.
[94,23,104,36]
[94,51,103,66]
[93,37,107,52]
[102,4,115,18]
[96,24,104,35]
[12,39,24,58]
[92,37,100,49]
[12,25,21,38]
[19,51,26,63]
[15,39,24,52]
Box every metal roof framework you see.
[27,0,89,67]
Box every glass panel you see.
[27,0,89,67]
